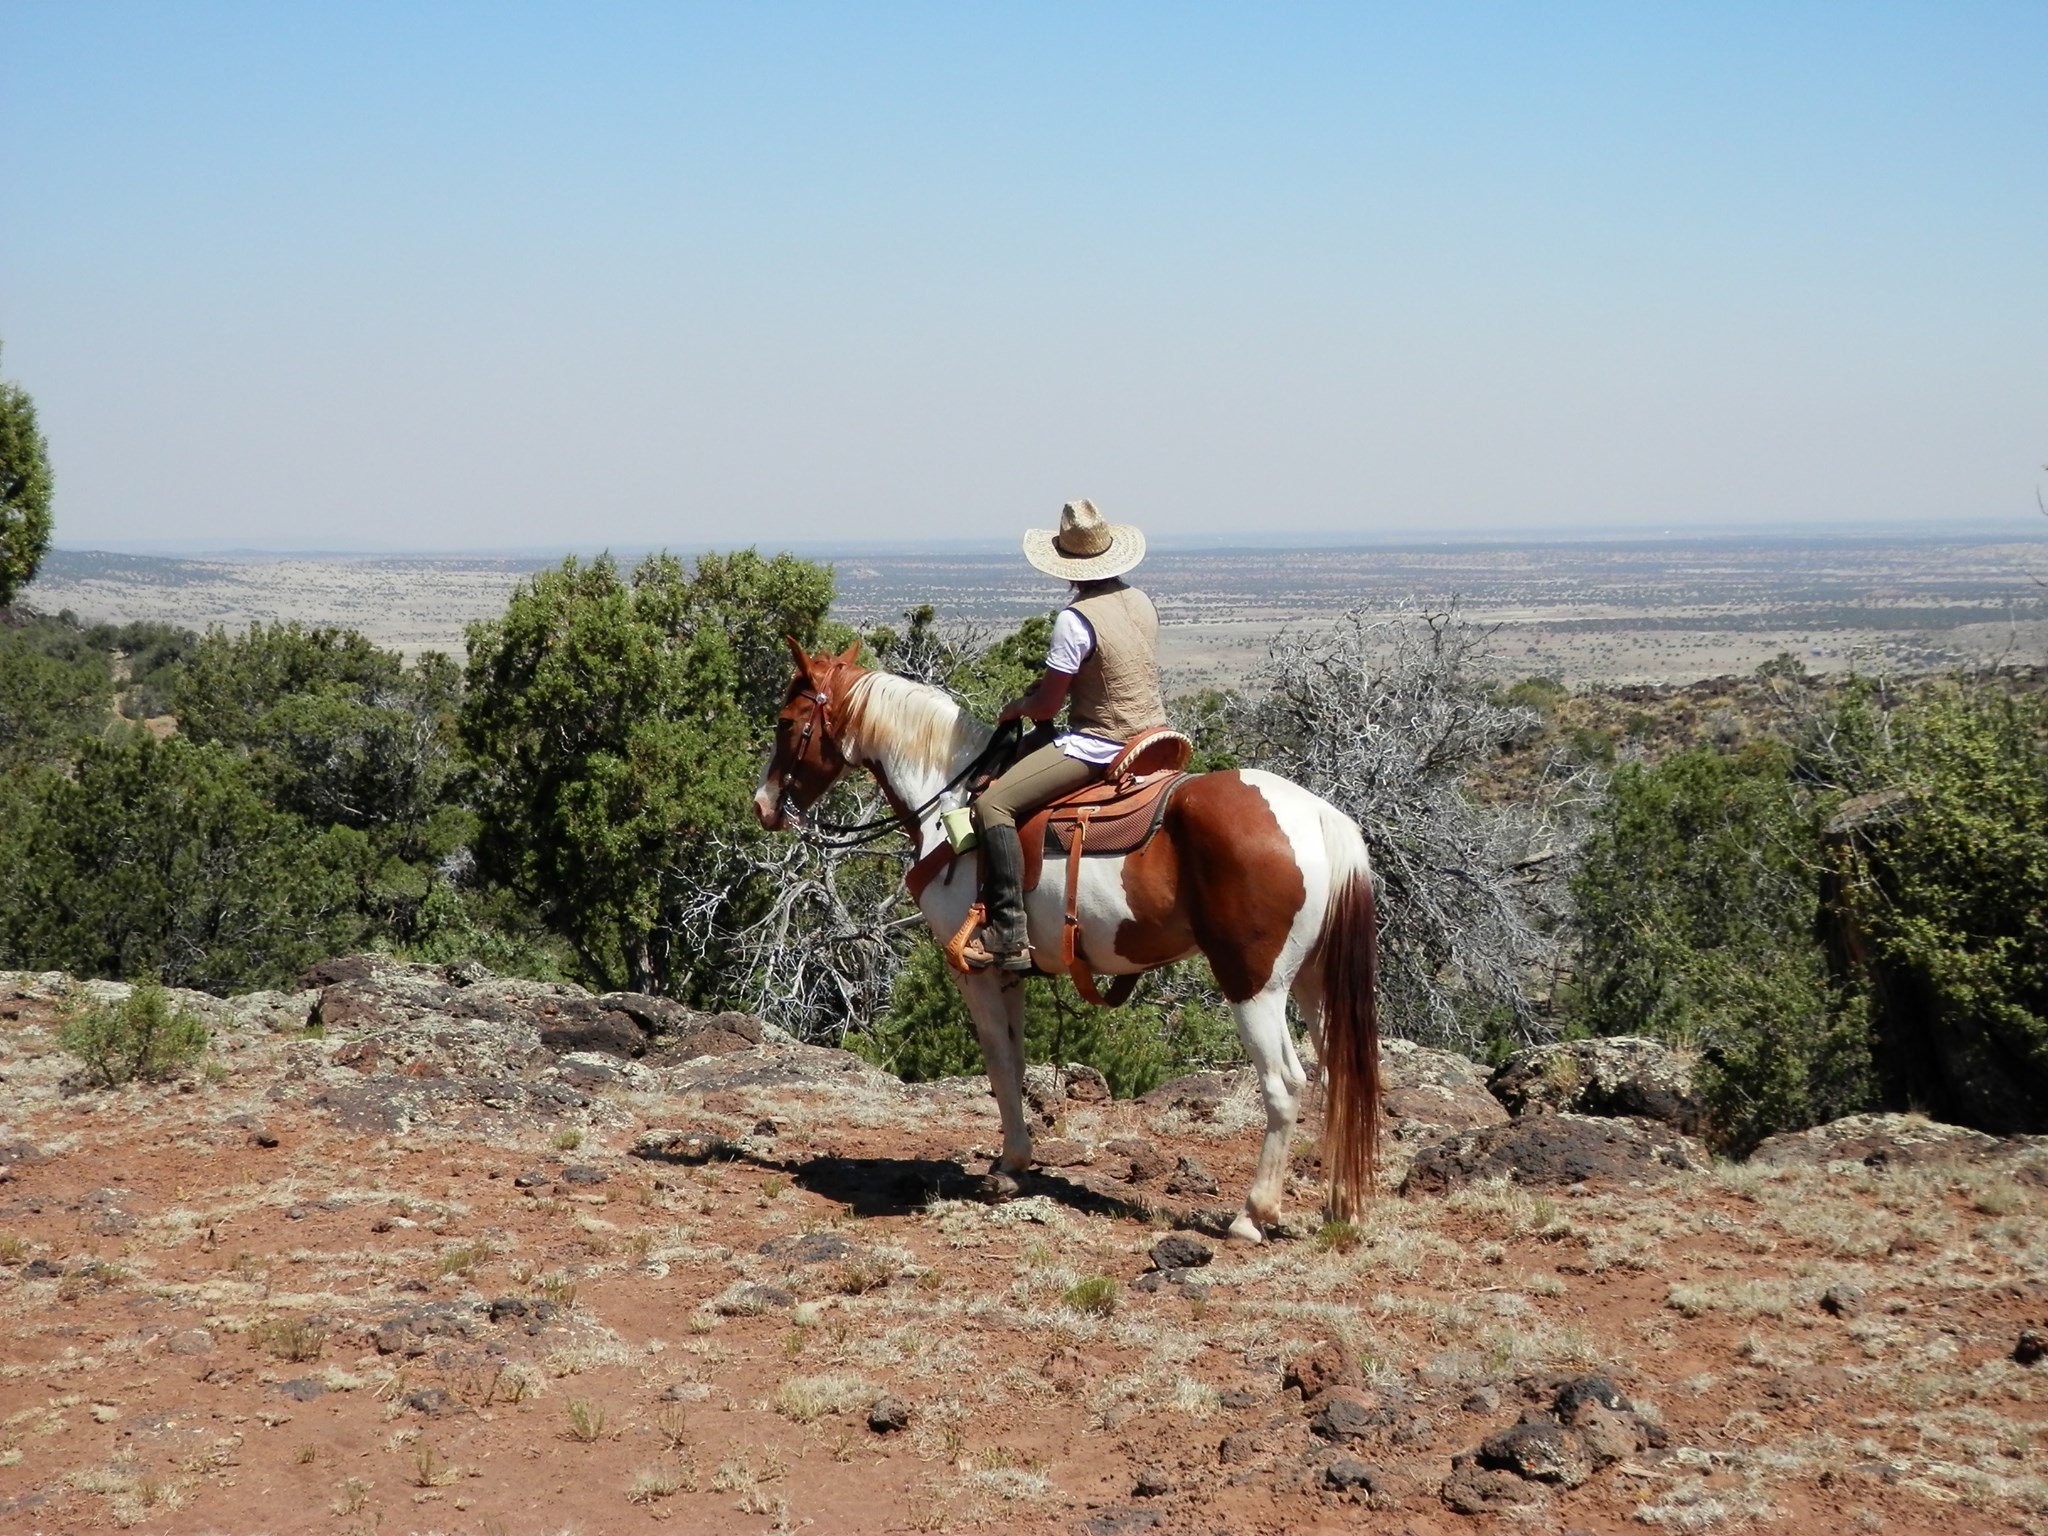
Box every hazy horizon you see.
[6,5,2045,552]
[46,514,2048,565]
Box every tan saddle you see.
[926,728,1195,1007]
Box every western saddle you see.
[919,727,1195,1006]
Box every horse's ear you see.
[784,635,813,676]
[839,640,862,665]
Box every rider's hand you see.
[997,698,1024,724]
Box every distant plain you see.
[26,534,2048,690]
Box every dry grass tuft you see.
[250,1314,329,1362]
[563,1399,612,1442]
[1061,1276,1118,1317]
[773,1373,878,1424]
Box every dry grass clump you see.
[625,1459,698,1502]
[563,1398,613,1441]
[1666,1279,1794,1320]
[1061,1276,1118,1317]
[833,1253,899,1295]
[66,1458,189,1528]
[772,1372,878,1424]
[436,1238,496,1278]
[1970,1181,2028,1217]
[250,1314,329,1362]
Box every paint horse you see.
[754,641,1380,1240]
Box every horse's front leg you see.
[953,966,1034,1192]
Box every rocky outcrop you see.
[1401,1112,1701,1195]
[1488,1036,1702,1133]
[1379,1039,1510,1143]
[1750,1112,2048,1180]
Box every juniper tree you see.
[0,343,54,608]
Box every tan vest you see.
[1065,583,1168,742]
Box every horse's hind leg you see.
[1229,983,1307,1244]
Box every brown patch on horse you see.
[1161,773,1306,1002]
[1113,829,1198,968]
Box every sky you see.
[4,2,2046,553]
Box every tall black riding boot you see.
[965,824,1035,972]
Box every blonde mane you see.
[840,670,990,780]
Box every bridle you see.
[773,679,1021,851]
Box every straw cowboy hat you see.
[1021,499,1147,583]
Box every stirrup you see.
[958,926,1034,973]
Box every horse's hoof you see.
[1227,1212,1266,1245]
[973,1168,1022,1203]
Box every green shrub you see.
[1571,741,1874,1152]
[57,980,210,1087]
[847,936,1243,1097]
[1820,684,2048,1131]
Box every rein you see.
[779,686,1020,850]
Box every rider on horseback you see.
[958,499,1169,972]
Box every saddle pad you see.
[1020,770,1188,894]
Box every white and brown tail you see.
[1310,805,1381,1221]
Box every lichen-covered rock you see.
[1401,1112,1701,1194]
[1476,1417,1591,1487]
[1378,1039,1509,1143]
[1488,1036,1702,1133]
[1748,1112,2014,1170]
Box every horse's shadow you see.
[636,1138,1189,1227]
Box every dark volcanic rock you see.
[1148,1234,1213,1272]
[1310,1387,1403,1443]
[1285,1342,1361,1399]
[1821,1284,1867,1318]
[1064,1063,1111,1102]
[1165,1155,1220,1197]
[867,1394,911,1433]
[1132,1465,1173,1497]
[1551,1375,1630,1417]
[594,991,694,1037]
[1478,1418,1592,1487]
[1217,1428,1263,1465]
[538,1010,645,1059]
[1400,1113,1700,1195]
[1106,1137,1171,1183]
[403,1386,462,1418]
[1320,1457,1389,1498]
[1441,1463,1545,1513]
[1489,1036,1703,1133]
[2017,1329,2047,1366]
[759,1232,857,1265]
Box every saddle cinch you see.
[921,728,1195,1007]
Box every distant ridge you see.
[51,515,2048,564]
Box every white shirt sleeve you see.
[1043,607,1095,676]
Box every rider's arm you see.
[999,606,1089,724]
[999,667,1073,724]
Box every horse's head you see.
[753,636,866,830]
